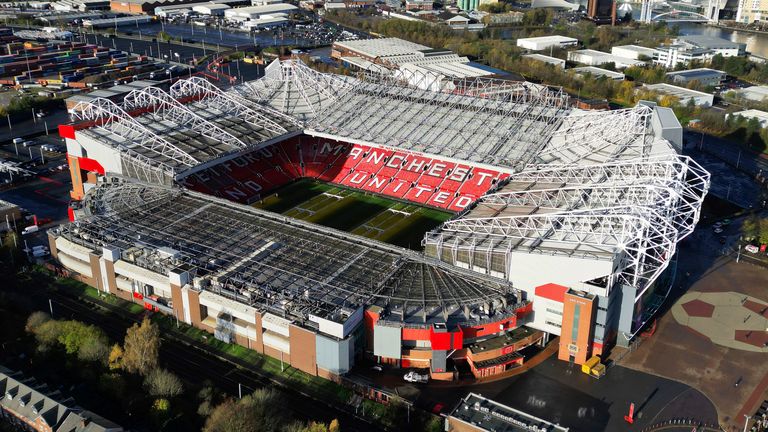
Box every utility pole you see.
[238,383,242,399]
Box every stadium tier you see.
[52,59,710,381]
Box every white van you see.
[22,225,39,235]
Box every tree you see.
[108,344,124,370]
[203,389,285,432]
[122,317,160,375]
[25,311,51,334]
[144,368,184,398]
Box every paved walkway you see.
[672,291,768,352]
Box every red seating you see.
[381,178,410,199]
[419,161,455,188]
[458,168,501,197]
[403,183,435,204]
[355,147,394,173]
[181,136,508,211]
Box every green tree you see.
[122,317,160,375]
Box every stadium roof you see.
[59,181,522,327]
[425,154,709,301]
[70,77,301,180]
[64,60,710,319]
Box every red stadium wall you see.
[178,135,509,211]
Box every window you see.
[571,304,581,341]
[545,308,563,316]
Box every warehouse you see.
[644,82,714,106]
[523,53,565,69]
[611,44,657,60]
[665,68,726,87]
[726,85,768,102]
[572,66,625,80]
[192,3,231,14]
[223,3,297,19]
[727,109,768,127]
[567,49,645,68]
[332,37,494,79]
[516,35,578,51]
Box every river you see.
[623,6,768,58]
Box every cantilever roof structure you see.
[69,77,301,181]
[60,182,521,326]
[424,154,709,301]
[62,59,710,326]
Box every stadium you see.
[49,59,710,381]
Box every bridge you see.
[638,0,721,23]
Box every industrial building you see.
[643,82,715,106]
[331,38,493,79]
[572,66,625,80]
[726,85,768,102]
[665,68,727,87]
[727,109,768,127]
[516,35,578,51]
[567,49,645,69]
[446,393,569,431]
[223,2,297,19]
[611,45,657,60]
[523,53,565,69]
[51,59,708,380]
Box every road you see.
[32,287,383,432]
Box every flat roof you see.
[572,66,624,79]
[729,109,768,122]
[449,393,569,432]
[678,35,745,49]
[224,3,297,14]
[334,37,431,58]
[523,53,564,66]
[612,44,656,54]
[645,82,712,99]
[730,85,768,101]
[58,181,522,326]
[516,35,577,43]
[666,68,726,79]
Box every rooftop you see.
[677,35,745,50]
[665,68,726,79]
[58,181,522,326]
[523,53,564,66]
[516,35,577,43]
[644,82,713,99]
[612,44,657,54]
[572,66,625,80]
[448,393,569,432]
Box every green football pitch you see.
[252,179,453,250]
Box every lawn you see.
[254,179,452,250]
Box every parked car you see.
[22,140,35,147]
[745,244,759,254]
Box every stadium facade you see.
[51,59,709,381]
